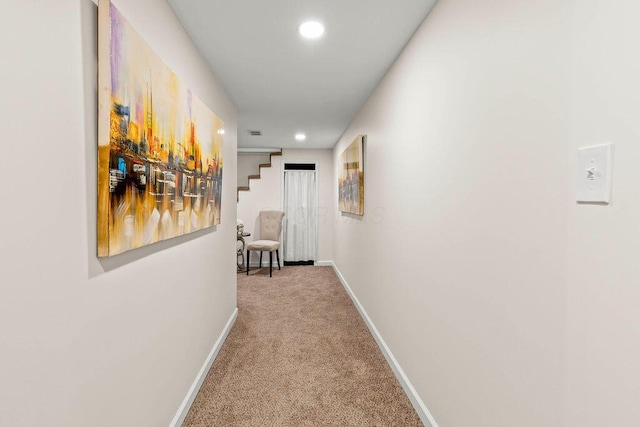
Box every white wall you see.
[333,0,571,426]
[0,1,237,425]
[334,0,640,425]
[237,153,269,187]
[282,149,334,263]
[567,1,640,426]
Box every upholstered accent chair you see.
[246,210,285,277]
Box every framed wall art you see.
[338,135,364,215]
[97,0,224,257]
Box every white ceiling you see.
[168,0,439,150]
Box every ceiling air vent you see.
[248,130,262,136]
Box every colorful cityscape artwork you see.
[97,0,224,257]
[338,135,364,215]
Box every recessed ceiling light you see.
[299,21,324,39]
[217,129,225,135]
[295,133,306,141]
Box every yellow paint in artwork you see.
[338,135,364,216]
[97,0,224,257]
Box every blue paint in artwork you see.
[118,157,126,177]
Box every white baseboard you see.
[315,261,333,266]
[170,307,238,427]
[329,262,439,427]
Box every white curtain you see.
[283,170,317,262]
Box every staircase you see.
[237,150,282,202]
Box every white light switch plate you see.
[576,143,613,203]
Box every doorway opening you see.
[283,163,318,266]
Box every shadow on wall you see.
[81,0,101,278]
[97,227,217,274]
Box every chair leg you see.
[246,250,250,275]
[269,251,273,277]
[276,249,281,270]
[259,251,263,268]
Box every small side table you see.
[237,232,251,272]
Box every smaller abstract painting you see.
[339,135,364,215]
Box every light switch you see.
[576,143,613,203]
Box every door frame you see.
[281,161,319,263]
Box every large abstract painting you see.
[97,0,224,257]
[338,135,364,215]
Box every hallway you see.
[183,266,421,426]
[5,0,640,425]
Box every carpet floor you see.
[183,266,422,426]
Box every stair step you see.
[237,150,282,203]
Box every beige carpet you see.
[183,266,422,426]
